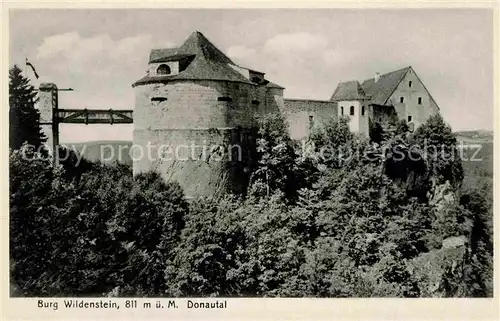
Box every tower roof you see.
[176,31,234,64]
[133,31,281,87]
[330,80,369,101]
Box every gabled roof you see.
[330,80,369,101]
[134,31,281,87]
[361,66,411,105]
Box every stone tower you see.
[132,31,284,198]
[38,83,59,158]
[330,80,370,135]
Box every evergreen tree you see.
[9,65,46,150]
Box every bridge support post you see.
[39,83,59,165]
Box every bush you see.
[10,145,189,296]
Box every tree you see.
[310,116,354,165]
[395,119,409,136]
[9,65,46,150]
[249,113,316,201]
[412,114,463,187]
[10,144,57,295]
[165,196,250,297]
[369,119,384,144]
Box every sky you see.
[9,9,494,143]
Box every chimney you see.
[374,72,380,83]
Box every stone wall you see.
[133,79,269,198]
[337,100,370,135]
[371,104,398,127]
[38,83,58,153]
[283,99,337,140]
[133,127,257,198]
[134,80,259,130]
[387,68,440,129]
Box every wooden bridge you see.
[39,83,135,164]
[56,109,134,125]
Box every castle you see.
[131,31,440,198]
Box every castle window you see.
[418,97,422,105]
[218,96,233,102]
[361,106,365,116]
[341,107,344,115]
[151,97,167,103]
[408,115,412,122]
[409,81,413,88]
[400,97,404,103]
[251,77,262,83]
[350,106,355,116]
[156,64,171,75]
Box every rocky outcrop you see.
[407,236,469,297]
[429,179,456,211]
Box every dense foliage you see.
[10,147,187,296]
[10,112,493,297]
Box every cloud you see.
[259,32,344,69]
[322,49,344,66]
[37,32,175,75]
[34,32,177,142]
[263,32,328,53]
[224,32,344,99]
[36,32,80,58]
[227,45,258,65]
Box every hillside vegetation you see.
[10,114,493,297]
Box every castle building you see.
[132,31,440,197]
[330,66,440,135]
[281,66,440,140]
[132,31,284,198]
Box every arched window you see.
[361,106,365,116]
[409,81,413,88]
[156,64,171,75]
[350,106,355,116]
[341,107,344,115]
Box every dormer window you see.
[157,64,171,75]
[151,97,168,103]
[252,77,261,83]
[249,70,265,84]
